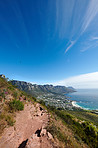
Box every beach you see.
[67,89,98,110]
[72,101,83,109]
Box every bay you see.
[66,89,98,110]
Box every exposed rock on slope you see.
[0,103,57,148]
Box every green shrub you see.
[13,92,18,99]
[53,110,98,148]
[0,97,2,101]
[8,86,14,91]
[83,123,98,147]
[32,96,36,101]
[46,123,58,137]
[0,92,5,98]
[47,106,98,148]
[47,105,56,111]
[0,113,15,132]
[9,99,24,111]
[39,100,45,106]
[46,123,67,143]
[5,115,15,126]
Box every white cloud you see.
[81,42,98,52]
[65,40,76,53]
[30,82,37,85]
[81,0,98,33]
[80,36,98,52]
[91,36,98,40]
[53,72,98,89]
[64,0,98,53]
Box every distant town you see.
[37,93,74,110]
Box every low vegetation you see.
[46,105,98,148]
[9,99,24,111]
[46,121,67,144]
[0,76,29,135]
[68,109,98,127]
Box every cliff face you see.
[11,80,75,96]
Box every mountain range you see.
[11,80,76,97]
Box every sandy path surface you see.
[0,103,54,148]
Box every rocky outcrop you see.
[26,127,54,148]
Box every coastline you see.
[72,101,83,109]
[67,89,98,111]
[72,101,89,110]
[72,101,98,111]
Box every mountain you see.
[67,86,76,91]
[10,80,75,97]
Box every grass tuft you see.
[9,99,24,111]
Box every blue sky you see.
[0,0,98,88]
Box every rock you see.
[39,106,43,111]
[32,134,38,139]
[47,132,53,140]
[41,128,47,136]
[26,134,40,148]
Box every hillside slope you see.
[0,76,57,148]
[0,103,56,148]
[0,76,98,148]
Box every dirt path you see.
[0,103,55,148]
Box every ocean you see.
[66,89,98,110]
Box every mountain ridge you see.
[11,80,76,97]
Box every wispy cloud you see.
[80,45,92,52]
[53,72,98,89]
[63,0,98,53]
[81,42,98,52]
[91,36,98,40]
[65,40,76,53]
[80,35,98,52]
[81,0,98,34]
